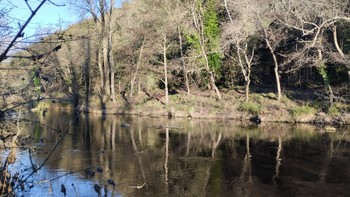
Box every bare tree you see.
[70,0,117,104]
[222,0,258,102]
[269,0,350,104]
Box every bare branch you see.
[47,0,65,7]
[25,0,33,13]
[0,0,48,62]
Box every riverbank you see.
[32,89,350,126]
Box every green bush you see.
[238,102,261,115]
[290,105,315,118]
[328,105,340,116]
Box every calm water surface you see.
[1,111,350,196]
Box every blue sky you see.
[6,0,79,36]
[2,0,126,38]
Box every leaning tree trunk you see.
[332,25,345,58]
[201,44,221,100]
[265,38,282,101]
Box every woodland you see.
[1,0,350,195]
[1,0,350,124]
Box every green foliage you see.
[203,0,222,75]
[203,0,220,41]
[238,102,262,115]
[318,62,330,86]
[290,105,316,118]
[185,0,222,77]
[185,33,205,65]
[208,53,221,74]
[185,33,201,49]
[328,105,340,116]
[32,70,41,92]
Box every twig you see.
[47,0,65,7]
[0,0,48,62]
[28,148,38,171]
[25,0,33,13]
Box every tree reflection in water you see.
[1,111,350,196]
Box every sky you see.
[4,0,79,37]
[3,0,126,38]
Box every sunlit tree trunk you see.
[98,47,104,95]
[108,0,116,103]
[332,25,345,58]
[161,34,170,106]
[257,12,282,101]
[236,43,254,102]
[99,0,110,100]
[131,37,145,98]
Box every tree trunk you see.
[108,0,116,103]
[201,42,221,100]
[257,12,282,101]
[98,47,104,94]
[332,25,345,57]
[245,79,250,102]
[178,27,190,96]
[109,38,116,103]
[237,45,249,102]
[163,35,169,106]
[103,34,110,98]
[84,30,92,109]
[99,0,110,100]
[131,37,145,98]
[265,38,282,101]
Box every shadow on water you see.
[1,111,350,196]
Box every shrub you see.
[328,105,340,116]
[238,102,261,115]
[290,105,316,118]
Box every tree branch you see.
[0,0,48,63]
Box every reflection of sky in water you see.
[4,149,122,197]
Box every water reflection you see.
[1,111,350,196]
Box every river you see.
[1,111,349,196]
